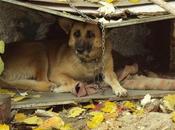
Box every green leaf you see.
[0,57,4,75]
[0,40,5,54]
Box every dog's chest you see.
[76,62,103,80]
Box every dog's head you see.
[59,18,103,62]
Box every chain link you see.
[67,0,106,80]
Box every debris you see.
[38,116,64,129]
[101,101,117,113]
[35,109,59,117]
[23,116,43,125]
[87,111,104,129]
[0,124,10,130]
[141,94,152,107]
[68,107,85,118]
[163,94,175,111]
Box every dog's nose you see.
[76,46,85,53]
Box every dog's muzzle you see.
[75,41,92,54]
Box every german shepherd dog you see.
[0,18,127,97]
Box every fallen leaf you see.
[87,112,104,129]
[19,92,28,96]
[60,124,74,130]
[83,104,96,109]
[171,112,175,122]
[12,95,27,102]
[105,0,113,3]
[123,101,137,111]
[23,116,43,125]
[35,109,59,117]
[38,116,64,129]
[0,124,10,130]
[133,108,145,115]
[0,57,4,75]
[0,40,5,54]
[163,94,175,111]
[141,94,152,106]
[128,0,140,3]
[0,88,16,97]
[101,101,117,113]
[68,107,85,118]
[14,113,27,122]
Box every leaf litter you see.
[0,94,173,130]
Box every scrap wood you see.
[149,0,175,16]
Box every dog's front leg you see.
[49,74,79,94]
[104,71,127,97]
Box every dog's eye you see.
[74,30,81,38]
[86,31,95,38]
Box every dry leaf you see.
[38,116,64,129]
[87,112,104,129]
[68,107,85,118]
[60,124,74,130]
[105,0,113,3]
[171,112,175,122]
[0,88,16,97]
[133,108,145,115]
[163,94,175,111]
[141,94,152,106]
[23,116,43,125]
[101,101,117,113]
[0,124,10,130]
[35,109,59,117]
[12,95,27,102]
[123,101,137,111]
[14,113,27,122]
[83,104,96,109]
[128,0,140,3]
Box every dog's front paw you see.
[113,86,127,97]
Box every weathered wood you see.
[0,95,11,123]
[12,89,175,109]
[150,0,175,15]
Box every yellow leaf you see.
[39,116,64,129]
[83,104,95,109]
[171,112,175,122]
[0,40,5,54]
[105,0,113,3]
[12,95,27,102]
[0,88,16,97]
[33,128,51,130]
[68,107,85,118]
[23,116,43,125]
[60,124,74,130]
[14,113,27,122]
[128,0,140,3]
[101,101,117,113]
[163,94,175,111]
[123,101,137,111]
[0,124,10,130]
[133,108,145,115]
[87,112,104,129]
[0,57,4,75]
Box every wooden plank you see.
[12,88,175,109]
[105,14,175,28]
[0,95,11,123]
[27,0,152,7]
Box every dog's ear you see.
[58,18,73,34]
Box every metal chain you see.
[67,0,106,80]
